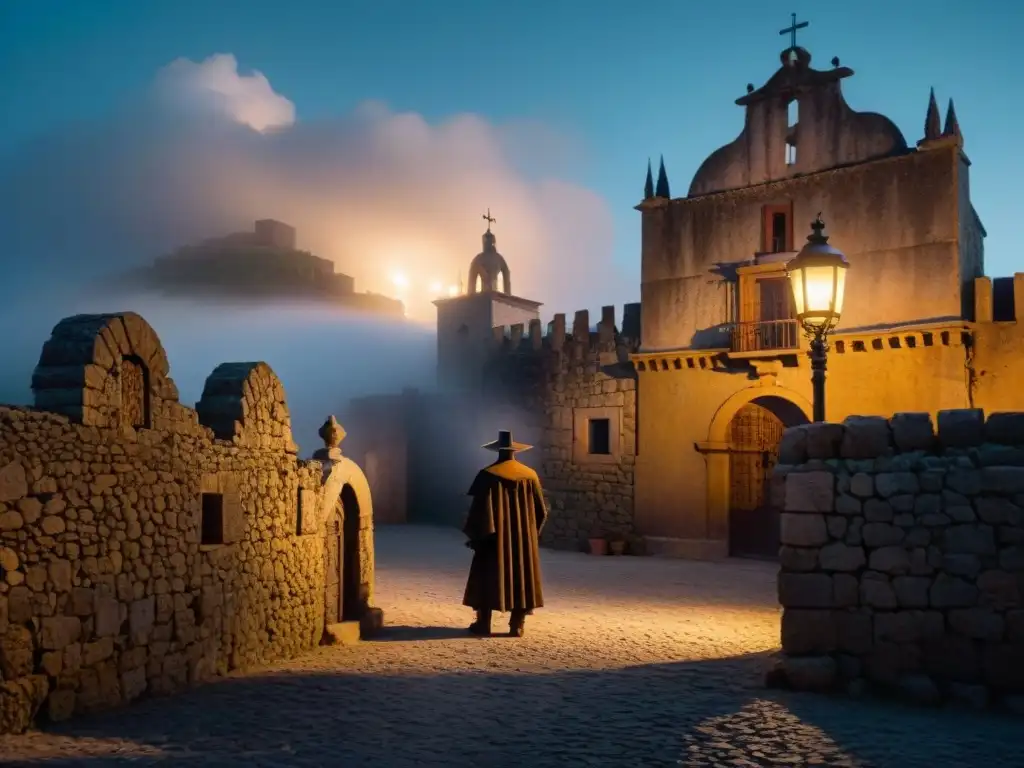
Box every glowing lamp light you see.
[429,280,443,295]
[390,271,409,291]
[447,285,459,297]
[786,216,848,334]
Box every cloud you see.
[0,53,628,321]
[152,54,296,133]
[0,53,629,450]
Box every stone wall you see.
[0,312,379,734]
[773,409,1024,712]
[484,305,640,551]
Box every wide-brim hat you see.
[482,429,532,452]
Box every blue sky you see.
[2,0,1021,280]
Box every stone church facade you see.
[345,38,1024,560]
[0,312,382,734]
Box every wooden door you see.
[727,403,785,559]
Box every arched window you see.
[496,271,505,293]
[475,274,483,293]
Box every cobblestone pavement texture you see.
[2,526,1023,767]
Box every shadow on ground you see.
[372,625,477,642]
[6,652,1023,768]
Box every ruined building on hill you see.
[124,219,404,316]
[343,35,1024,561]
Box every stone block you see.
[893,576,931,608]
[863,499,893,522]
[876,472,919,498]
[840,416,891,459]
[849,472,874,498]
[40,616,81,651]
[984,412,1024,446]
[95,596,121,638]
[869,546,910,575]
[781,609,836,654]
[0,462,28,503]
[778,573,833,608]
[833,574,859,607]
[943,524,996,555]
[946,469,981,496]
[938,409,985,448]
[779,513,828,547]
[819,542,865,572]
[930,574,979,608]
[834,493,861,516]
[864,642,902,686]
[779,546,818,572]
[975,498,1019,525]
[981,467,1024,495]
[981,643,1024,690]
[862,522,904,547]
[778,425,809,465]
[0,627,34,679]
[949,608,1005,641]
[781,655,837,692]
[977,570,1020,610]
[832,610,871,655]
[860,572,896,609]
[805,423,844,460]
[129,596,155,643]
[784,471,834,513]
[890,412,935,452]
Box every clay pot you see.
[588,537,608,556]
[608,540,627,556]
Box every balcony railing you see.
[731,319,800,354]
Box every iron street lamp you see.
[787,215,849,423]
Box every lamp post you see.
[786,215,849,423]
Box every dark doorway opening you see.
[340,484,362,622]
[727,396,809,560]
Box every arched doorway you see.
[725,395,809,559]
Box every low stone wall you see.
[773,409,1024,712]
[0,312,378,734]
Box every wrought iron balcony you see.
[731,319,800,354]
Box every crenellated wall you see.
[772,409,1024,712]
[0,312,380,734]
[485,305,641,550]
[347,304,643,550]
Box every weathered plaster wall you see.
[641,145,964,351]
[0,313,378,734]
[773,410,1024,711]
[633,325,974,551]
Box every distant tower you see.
[433,211,542,391]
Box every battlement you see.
[973,274,1024,323]
[488,302,642,358]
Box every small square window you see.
[201,493,224,545]
[588,418,611,455]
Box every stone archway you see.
[318,456,378,629]
[703,387,811,559]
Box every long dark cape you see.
[462,458,547,612]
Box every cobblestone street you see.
[2,525,1023,767]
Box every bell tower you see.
[433,211,542,391]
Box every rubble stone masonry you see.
[0,312,378,734]
[773,409,1024,711]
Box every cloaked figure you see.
[462,430,547,637]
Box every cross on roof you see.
[779,13,808,49]
[482,209,496,231]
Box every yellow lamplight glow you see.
[786,216,848,334]
[447,285,459,297]
[390,271,409,291]
[429,281,443,295]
